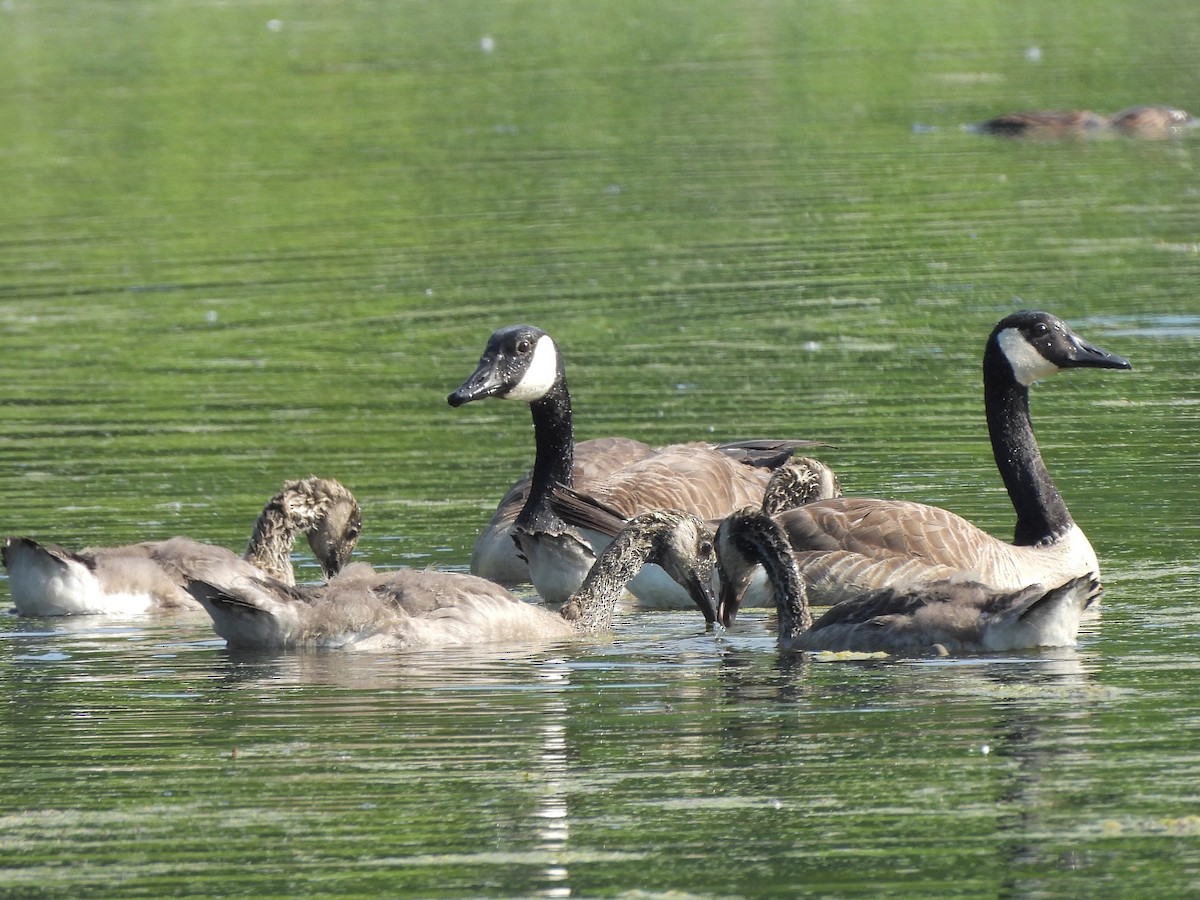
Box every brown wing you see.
[597,442,774,520]
[775,498,1001,568]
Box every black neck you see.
[741,515,812,641]
[517,379,575,533]
[983,347,1073,546]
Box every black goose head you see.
[448,325,564,407]
[988,310,1132,387]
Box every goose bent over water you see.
[3,477,361,616]
[448,324,819,606]
[765,311,1130,606]
[715,509,1103,655]
[185,510,717,651]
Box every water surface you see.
[1,0,1198,895]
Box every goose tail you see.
[185,572,301,650]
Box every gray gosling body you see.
[716,509,1103,656]
[3,477,361,616]
[185,510,717,651]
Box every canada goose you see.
[971,106,1194,139]
[3,477,361,616]
[550,455,843,609]
[1108,105,1195,138]
[765,311,1130,607]
[448,324,817,605]
[715,508,1104,655]
[185,510,717,651]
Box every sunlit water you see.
[1,0,1199,896]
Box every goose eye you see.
[1031,322,1049,337]
[516,339,533,354]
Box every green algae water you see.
[1,0,1198,895]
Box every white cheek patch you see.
[997,328,1061,386]
[503,334,560,401]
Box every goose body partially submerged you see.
[3,477,361,616]
[766,311,1130,606]
[186,510,717,651]
[715,509,1103,656]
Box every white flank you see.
[997,327,1061,386]
[504,334,560,402]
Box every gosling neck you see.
[245,491,307,585]
[558,522,657,634]
[747,514,813,643]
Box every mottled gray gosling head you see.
[761,456,843,515]
[249,477,362,580]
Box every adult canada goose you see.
[971,106,1194,139]
[766,311,1130,607]
[185,510,717,651]
[714,509,1103,655]
[550,455,843,609]
[448,324,817,605]
[3,477,361,616]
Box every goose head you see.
[760,456,843,515]
[289,478,363,578]
[639,510,719,623]
[990,310,1132,387]
[448,325,565,407]
[714,507,804,630]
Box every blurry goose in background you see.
[1107,105,1195,138]
[763,311,1131,607]
[714,509,1103,655]
[3,477,361,616]
[971,105,1194,139]
[185,510,717,651]
[972,109,1107,138]
[448,323,820,605]
[551,455,843,609]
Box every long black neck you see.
[741,514,812,642]
[517,377,575,533]
[983,346,1073,546]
